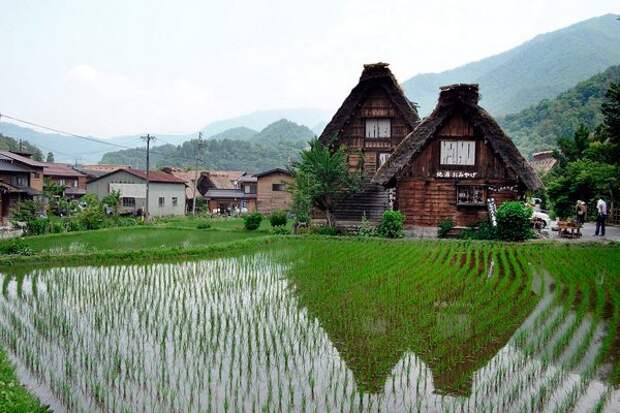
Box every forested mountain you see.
[200,108,330,137]
[402,14,620,116]
[0,133,43,160]
[101,120,312,172]
[499,65,620,157]
[249,119,315,144]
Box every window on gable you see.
[365,119,391,138]
[440,140,476,165]
[378,152,391,168]
[272,183,286,192]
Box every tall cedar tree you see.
[289,139,361,228]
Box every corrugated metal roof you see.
[43,163,86,178]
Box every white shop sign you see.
[436,170,478,179]
[109,183,147,198]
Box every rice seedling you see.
[0,239,618,412]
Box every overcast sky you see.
[0,0,618,137]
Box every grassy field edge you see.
[0,235,279,270]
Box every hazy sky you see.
[1,0,618,137]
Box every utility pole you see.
[141,134,155,221]
[192,132,203,216]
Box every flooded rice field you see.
[0,240,619,412]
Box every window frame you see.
[272,183,286,192]
[158,196,165,207]
[365,118,392,139]
[122,197,136,208]
[439,139,477,167]
[377,152,391,168]
[456,184,487,207]
[172,197,178,207]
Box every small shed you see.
[373,84,542,227]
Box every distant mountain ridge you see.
[100,119,314,172]
[499,64,620,157]
[402,14,620,116]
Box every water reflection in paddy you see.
[0,252,618,412]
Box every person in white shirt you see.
[595,198,607,236]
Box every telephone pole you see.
[192,132,203,216]
[141,134,155,221]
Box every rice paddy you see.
[0,238,619,412]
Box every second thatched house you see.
[373,83,542,227]
[318,62,420,222]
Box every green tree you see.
[46,152,55,162]
[102,190,121,216]
[601,82,620,147]
[289,139,361,228]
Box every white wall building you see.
[86,168,186,217]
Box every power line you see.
[0,112,208,168]
[0,112,133,149]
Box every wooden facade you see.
[374,83,542,228]
[395,114,521,226]
[256,169,293,214]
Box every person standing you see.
[576,200,587,225]
[595,197,607,236]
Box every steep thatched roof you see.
[373,84,543,191]
[318,63,420,144]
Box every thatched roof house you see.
[315,63,420,223]
[372,83,542,227]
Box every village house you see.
[86,167,186,217]
[196,171,256,214]
[317,62,420,222]
[43,163,88,198]
[255,168,293,214]
[529,150,558,176]
[161,167,208,212]
[0,150,45,223]
[373,83,542,227]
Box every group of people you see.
[575,197,608,236]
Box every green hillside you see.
[0,133,43,160]
[101,119,312,172]
[249,119,315,144]
[499,65,620,157]
[402,14,620,116]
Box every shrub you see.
[312,225,339,236]
[271,225,290,235]
[48,219,65,234]
[269,210,288,227]
[243,212,263,230]
[460,219,497,240]
[65,218,85,232]
[437,218,455,238]
[496,201,534,241]
[0,238,33,256]
[376,210,405,238]
[357,214,375,237]
[78,207,105,230]
[28,218,49,235]
[196,221,212,230]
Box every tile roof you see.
[43,163,86,178]
[88,168,186,184]
[0,150,46,168]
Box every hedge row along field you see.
[0,239,618,412]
